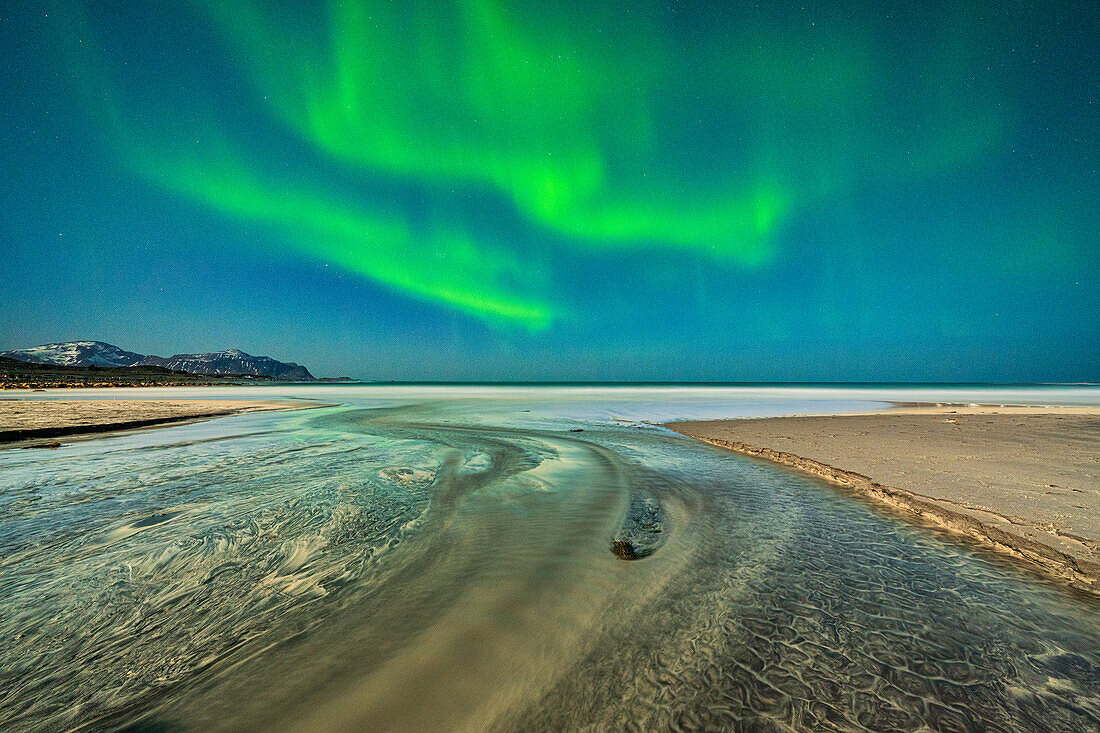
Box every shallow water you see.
[1,386,1098,731]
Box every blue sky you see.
[2,1,1096,380]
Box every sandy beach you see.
[2,388,1099,730]
[667,405,1100,594]
[0,399,315,444]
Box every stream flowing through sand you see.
[1,385,1099,731]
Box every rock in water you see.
[611,540,638,560]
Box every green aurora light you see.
[49,0,1028,330]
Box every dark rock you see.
[611,540,638,560]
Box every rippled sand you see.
[1,396,1098,731]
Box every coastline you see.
[666,405,1100,596]
[0,399,327,445]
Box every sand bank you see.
[666,406,1100,594]
[0,399,318,444]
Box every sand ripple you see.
[0,404,1098,731]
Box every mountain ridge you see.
[0,341,145,368]
[0,341,316,381]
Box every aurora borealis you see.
[2,1,1097,380]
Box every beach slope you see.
[666,407,1100,593]
[0,399,312,444]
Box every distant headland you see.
[0,341,344,389]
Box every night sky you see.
[2,1,1096,381]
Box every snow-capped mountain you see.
[1,342,316,381]
[134,349,315,381]
[0,341,145,367]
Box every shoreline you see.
[0,399,329,446]
[666,404,1100,597]
[0,380,288,390]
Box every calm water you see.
[1,385,1098,731]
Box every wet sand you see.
[3,392,1100,730]
[667,406,1100,594]
[0,399,316,444]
